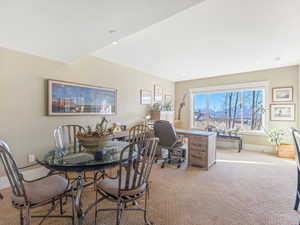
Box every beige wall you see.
[175,66,299,146]
[0,47,174,167]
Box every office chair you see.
[153,120,186,168]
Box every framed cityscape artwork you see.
[140,89,152,105]
[270,104,295,121]
[48,80,117,116]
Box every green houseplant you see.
[267,128,295,158]
[267,128,284,148]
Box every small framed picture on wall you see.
[165,94,172,103]
[140,90,152,105]
[272,87,293,102]
[154,85,163,103]
[270,104,295,121]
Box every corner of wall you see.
[298,65,300,129]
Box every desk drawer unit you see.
[188,134,216,169]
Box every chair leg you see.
[161,160,166,168]
[71,191,75,225]
[24,206,31,225]
[295,193,300,211]
[94,191,98,225]
[296,169,300,211]
[144,189,153,225]
[167,150,171,164]
[64,172,69,205]
[116,199,122,225]
[84,171,88,182]
[20,209,24,225]
[59,198,64,215]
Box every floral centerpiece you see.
[77,117,114,150]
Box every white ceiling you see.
[0,0,203,62]
[93,0,300,81]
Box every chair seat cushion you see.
[12,175,68,206]
[97,175,146,197]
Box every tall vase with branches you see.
[174,93,187,128]
[177,93,187,120]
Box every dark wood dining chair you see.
[291,128,300,211]
[94,138,158,225]
[0,140,74,225]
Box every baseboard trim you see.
[244,144,275,153]
[0,167,49,190]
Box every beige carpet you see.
[0,149,299,225]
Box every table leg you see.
[75,172,85,225]
[239,139,243,153]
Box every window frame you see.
[189,81,269,136]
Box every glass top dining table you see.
[36,140,131,172]
[36,140,132,225]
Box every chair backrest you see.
[53,125,85,151]
[128,124,151,146]
[291,128,300,169]
[153,120,177,147]
[0,140,27,202]
[118,138,158,196]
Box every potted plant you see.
[267,128,295,159]
[162,101,173,111]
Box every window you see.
[192,82,267,133]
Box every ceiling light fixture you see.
[112,41,118,45]
[109,29,117,34]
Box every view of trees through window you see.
[193,89,264,132]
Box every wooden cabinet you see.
[176,129,216,170]
[151,111,174,124]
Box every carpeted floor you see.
[0,149,299,225]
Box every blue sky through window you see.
[193,90,264,131]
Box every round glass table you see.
[36,140,133,225]
[37,140,131,172]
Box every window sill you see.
[238,131,267,136]
[191,127,267,137]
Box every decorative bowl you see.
[77,135,110,150]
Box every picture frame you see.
[165,94,172,103]
[140,89,152,105]
[270,104,295,121]
[154,85,163,103]
[272,87,293,102]
[48,79,117,116]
